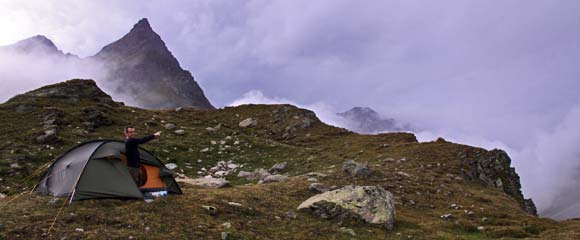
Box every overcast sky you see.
[1,0,580,217]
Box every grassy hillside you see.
[1,79,579,239]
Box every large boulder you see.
[342,160,371,178]
[297,185,395,230]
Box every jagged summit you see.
[91,18,214,109]
[94,18,167,60]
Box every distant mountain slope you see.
[337,107,411,134]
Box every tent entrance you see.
[119,154,167,190]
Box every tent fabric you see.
[37,139,182,200]
[73,158,144,200]
[37,141,105,197]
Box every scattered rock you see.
[175,107,183,112]
[305,172,328,178]
[227,202,242,207]
[165,163,178,170]
[261,174,288,183]
[339,227,356,237]
[269,162,288,173]
[342,160,371,178]
[309,183,329,193]
[202,205,218,215]
[286,211,297,219]
[297,185,396,230]
[222,222,232,229]
[177,177,230,188]
[0,193,6,199]
[174,129,185,135]
[239,118,257,128]
[9,163,21,169]
[477,226,486,231]
[75,228,84,232]
[36,129,59,144]
[221,232,230,240]
[164,123,176,130]
[440,214,453,220]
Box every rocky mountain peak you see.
[91,18,214,109]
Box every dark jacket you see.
[125,135,155,167]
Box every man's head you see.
[124,126,135,139]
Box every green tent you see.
[37,139,182,200]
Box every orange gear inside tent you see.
[120,154,167,189]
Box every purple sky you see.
[1,0,580,218]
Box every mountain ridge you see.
[2,79,575,239]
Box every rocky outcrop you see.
[297,185,396,230]
[9,79,117,105]
[460,149,537,215]
[91,18,213,109]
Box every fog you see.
[2,0,580,218]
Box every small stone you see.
[307,177,318,182]
[228,202,243,207]
[202,205,218,215]
[75,228,84,232]
[174,129,185,135]
[342,160,371,178]
[175,107,183,112]
[145,227,150,231]
[0,193,6,199]
[239,118,257,128]
[440,214,453,220]
[221,232,230,240]
[309,183,329,193]
[222,222,232,229]
[339,227,356,237]
[286,211,297,219]
[477,226,485,231]
[165,163,178,170]
[10,163,20,169]
[200,148,210,153]
[269,162,288,173]
[262,174,288,183]
[164,123,176,130]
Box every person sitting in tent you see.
[124,126,162,186]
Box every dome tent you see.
[37,139,182,200]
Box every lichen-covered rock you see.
[297,185,395,230]
[342,160,371,178]
[460,149,537,215]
